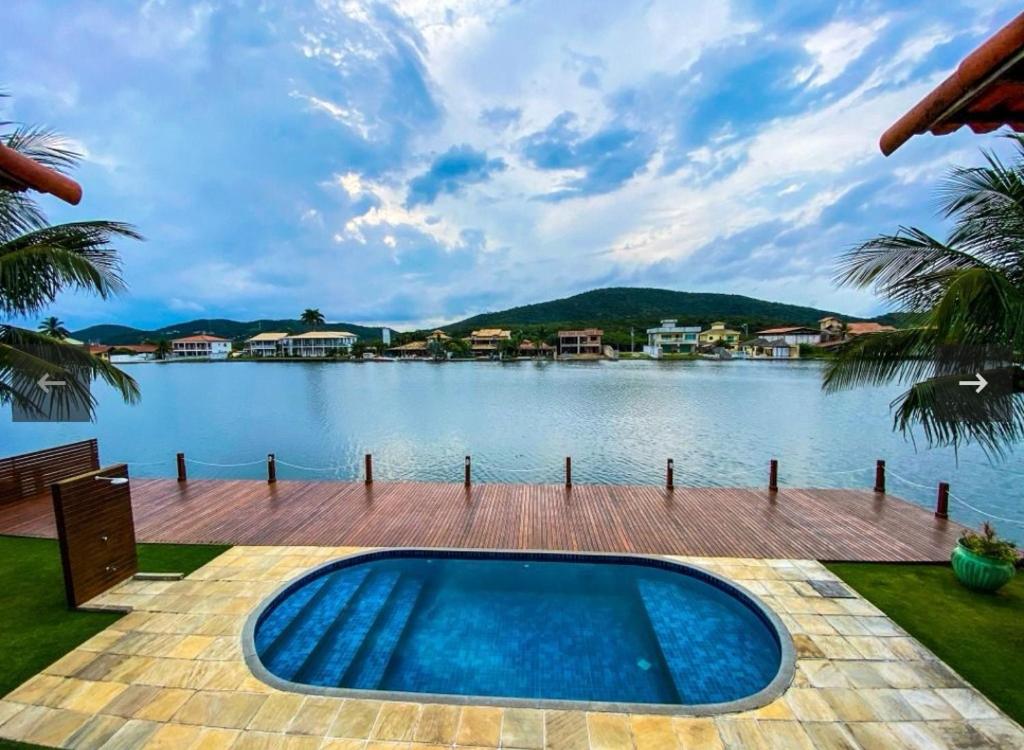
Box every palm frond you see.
[926,267,1024,351]
[0,190,47,241]
[0,325,139,419]
[0,221,142,316]
[823,328,938,392]
[834,227,989,311]
[892,367,1024,458]
[3,125,80,172]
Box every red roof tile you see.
[881,12,1024,155]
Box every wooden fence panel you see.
[51,463,137,608]
[0,439,100,505]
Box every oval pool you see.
[244,550,794,712]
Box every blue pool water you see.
[249,551,787,707]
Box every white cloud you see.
[795,17,890,89]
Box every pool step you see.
[343,575,424,689]
[636,578,710,703]
[260,567,371,678]
[293,570,402,687]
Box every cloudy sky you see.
[2,0,1020,329]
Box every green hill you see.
[72,319,395,345]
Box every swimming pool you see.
[244,549,794,712]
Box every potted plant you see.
[951,522,1018,592]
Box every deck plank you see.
[0,479,966,561]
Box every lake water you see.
[3,359,1021,542]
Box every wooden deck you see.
[0,478,966,561]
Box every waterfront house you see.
[470,328,510,358]
[386,341,430,359]
[281,330,357,357]
[245,332,289,357]
[87,344,111,361]
[644,319,700,357]
[819,316,896,344]
[109,344,158,363]
[741,337,800,359]
[171,334,232,360]
[755,326,821,346]
[518,339,554,357]
[698,322,741,350]
[558,328,603,356]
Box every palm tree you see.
[824,136,1024,456]
[300,308,325,330]
[38,315,69,339]
[152,339,172,360]
[1,102,141,418]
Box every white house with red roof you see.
[171,334,231,360]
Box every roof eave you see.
[0,143,83,205]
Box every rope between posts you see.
[884,469,935,491]
[949,492,1024,527]
[184,458,266,468]
[275,459,341,473]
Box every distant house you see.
[518,339,554,357]
[87,344,111,361]
[644,319,701,357]
[109,344,158,363]
[558,329,603,356]
[385,341,430,359]
[281,331,357,357]
[426,329,450,343]
[819,316,896,344]
[245,332,288,357]
[171,334,231,360]
[470,328,510,358]
[698,322,741,350]
[755,326,821,346]
[741,338,800,359]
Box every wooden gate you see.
[51,463,137,608]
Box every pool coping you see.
[241,547,797,716]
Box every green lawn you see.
[827,562,1024,725]
[0,535,229,700]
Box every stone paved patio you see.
[0,546,1021,749]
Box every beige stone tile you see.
[927,721,1003,750]
[790,635,825,659]
[629,714,677,750]
[456,705,502,747]
[846,636,898,661]
[321,740,368,750]
[672,717,723,750]
[231,730,322,749]
[0,701,23,728]
[800,722,862,750]
[809,635,862,660]
[745,698,795,721]
[886,722,948,750]
[714,718,770,750]
[586,712,633,750]
[502,708,545,749]
[44,649,98,677]
[143,722,204,749]
[61,679,129,713]
[99,684,160,718]
[364,742,412,750]
[372,701,421,741]
[98,718,161,750]
[65,714,127,749]
[971,718,1024,747]
[135,687,196,721]
[5,673,67,705]
[756,721,816,750]
[936,688,1003,720]
[414,703,461,745]
[545,710,588,750]
[817,688,877,722]
[193,726,242,749]
[21,707,91,747]
[835,661,891,689]
[174,690,268,729]
[784,689,838,722]
[0,704,48,741]
[858,689,923,722]
[899,689,961,720]
[247,692,306,732]
[798,660,850,689]
[331,700,382,739]
[289,695,343,735]
[167,634,217,659]
[845,721,913,750]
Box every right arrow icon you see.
[959,373,988,393]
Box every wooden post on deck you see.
[565,456,572,489]
[666,458,674,491]
[464,456,471,487]
[267,454,276,484]
[769,459,778,493]
[935,482,949,519]
[176,452,187,483]
[874,460,886,493]
[365,454,373,485]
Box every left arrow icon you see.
[37,374,66,393]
